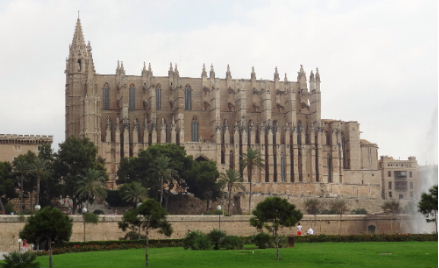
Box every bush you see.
[106,190,129,207]
[351,208,368,214]
[253,232,274,249]
[222,236,244,250]
[93,209,104,215]
[183,231,212,250]
[1,251,40,268]
[207,229,226,250]
[122,231,146,240]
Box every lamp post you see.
[82,207,88,242]
[217,205,222,230]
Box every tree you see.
[185,160,221,211]
[75,168,107,208]
[0,162,15,214]
[241,148,264,214]
[150,155,176,206]
[117,144,191,202]
[250,197,302,260]
[120,182,148,207]
[20,207,72,268]
[219,169,244,215]
[53,137,107,213]
[29,156,50,209]
[304,199,322,231]
[418,185,438,233]
[118,199,172,266]
[12,152,37,213]
[330,199,349,235]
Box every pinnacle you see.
[72,17,86,47]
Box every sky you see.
[0,0,437,165]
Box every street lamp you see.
[34,204,41,211]
[81,207,88,242]
[217,205,222,230]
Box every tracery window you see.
[281,155,287,182]
[156,87,161,110]
[192,117,199,142]
[103,83,110,110]
[129,85,136,111]
[185,86,192,110]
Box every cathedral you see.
[65,18,418,212]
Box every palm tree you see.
[12,155,33,213]
[241,148,264,214]
[151,156,176,206]
[30,157,49,209]
[75,169,107,209]
[120,181,148,207]
[219,169,245,215]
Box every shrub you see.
[106,190,129,207]
[93,209,104,215]
[352,208,368,214]
[122,231,146,240]
[253,232,274,249]
[1,251,40,268]
[207,229,227,250]
[222,236,244,250]
[183,231,212,250]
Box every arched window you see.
[185,86,192,110]
[156,87,161,110]
[192,117,199,142]
[129,85,136,111]
[103,83,110,110]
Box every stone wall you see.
[0,214,421,252]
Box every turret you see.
[226,64,232,80]
[297,65,307,91]
[251,66,256,80]
[209,64,215,79]
[201,64,207,78]
[309,70,316,92]
[274,67,280,81]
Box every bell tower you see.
[65,17,100,146]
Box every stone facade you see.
[379,156,419,203]
[0,134,53,162]
[65,18,419,212]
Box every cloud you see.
[0,0,436,164]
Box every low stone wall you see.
[0,214,423,252]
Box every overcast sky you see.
[0,0,437,165]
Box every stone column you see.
[267,127,274,183]
[259,124,266,183]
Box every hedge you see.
[35,233,437,255]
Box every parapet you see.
[0,134,53,145]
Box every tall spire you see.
[71,17,86,49]
[284,73,288,82]
[141,61,147,76]
[251,66,256,80]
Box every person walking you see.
[297,223,303,236]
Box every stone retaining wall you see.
[0,214,419,252]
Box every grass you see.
[31,241,437,268]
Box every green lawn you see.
[35,242,437,268]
